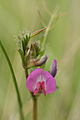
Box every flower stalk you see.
[32,95,38,120]
[25,68,28,78]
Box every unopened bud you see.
[35,55,48,66]
[26,55,48,69]
[50,59,57,77]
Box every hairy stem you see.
[0,40,24,120]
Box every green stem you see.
[25,68,28,78]
[32,96,38,120]
[0,40,24,120]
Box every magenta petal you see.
[43,71,56,94]
[26,68,44,92]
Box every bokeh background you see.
[0,0,80,120]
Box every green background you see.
[0,0,80,120]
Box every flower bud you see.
[35,55,48,66]
[26,55,48,69]
[50,59,57,77]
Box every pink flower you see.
[26,60,57,95]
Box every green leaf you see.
[18,49,24,62]
[22,34,30,54]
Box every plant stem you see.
[32,96,38,120]
[25,68,28,78]
[0,40,24,120]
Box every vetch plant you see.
[18,27,58,120]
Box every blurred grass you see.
[0,0,80,120]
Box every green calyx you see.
[18,28,47,69]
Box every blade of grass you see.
[41,8,59,50]
[0,40,24,120]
